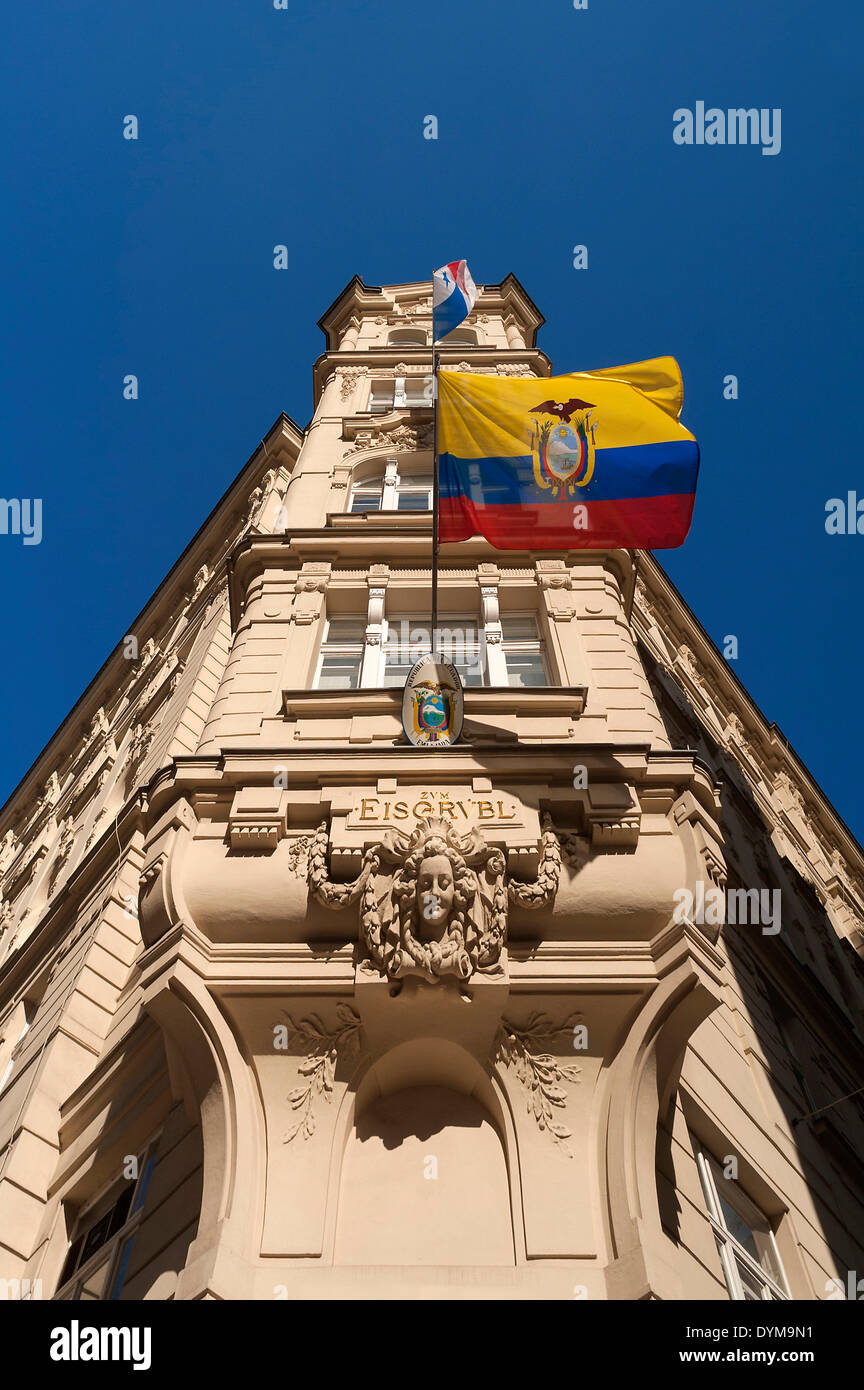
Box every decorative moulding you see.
[228,787,287,852]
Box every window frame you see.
[348,465,433,515]
[379,614,484,688]
[695,1146,789,1301]
[54,1137,161,1302]
[312,607,552,692]
[313,617,366,691]
[499,614,549,688]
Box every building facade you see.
[1,276,863,1302]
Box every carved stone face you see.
[417,853,455,936]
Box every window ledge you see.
[283,686,587,718]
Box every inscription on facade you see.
[348,789,518,827]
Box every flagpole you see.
[431,334,440,655]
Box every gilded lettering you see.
[455,800,470,818]
[497,800,516,820]
[394,801,409,819]
[413,800,434,818]
[359,797,379,821]
[439,796,457,819]
[477,800,495,819]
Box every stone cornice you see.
[634,553,864,927]
[315,273,546,353]
[313,346,550,406]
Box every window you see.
[440,327,477,346]
[56,1141,159,1301]
[695,1146,789,1300]
[382,618,483,688]
[500,615,548,688]
[312,608,548,691]
[314,619,365,691]
[349,467,432,515]
[387,328,427,347]
[0,1000,35,1094]
[367,376,432,413]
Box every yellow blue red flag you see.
[438,359,699,549]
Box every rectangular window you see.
[396,490,431,512]
[695,1145,789,1300]
[501,615,548,687]
[350,489,381,513]
[368,380,395,414]
[381,618,483,688]
[315,619,365,691]
[56,1140,160,1301]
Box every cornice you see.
[315,273,546,353]
[634,553,864,919]
[313,346,551,406]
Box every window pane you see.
[79,1211,113,1268]
[325,621,365,643]
[351,492,381,513]
[505,652,547,688]
[108,1185,134,1237]
[501,616,539,641]
[318,656,361,691]
[77,1255,112,1301]
[736,1257,770,1301]
[396,492,430,511]
[382,662,414,688]
[403,379,432,405]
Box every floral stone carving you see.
[495,1012,583,1153]
[308,814,562,984]
[282,1004,361,1144]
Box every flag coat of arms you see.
[437,359,699,550]
[433,260,477,342]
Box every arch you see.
[443,327,478,346]
[387,327,427,346]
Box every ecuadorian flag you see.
[438,359,699,550]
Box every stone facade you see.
[1,276,863,1301]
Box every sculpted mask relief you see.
[308,814,561,983]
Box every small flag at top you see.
[433,260,477,342]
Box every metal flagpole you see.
[430,333,440,655]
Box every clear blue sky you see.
[2,1,861,839]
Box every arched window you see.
[387,327,427,347]
[441,327,478,346]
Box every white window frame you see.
[695,1146,789,1301]
[349,459,432,515]
[313,603,551,692]
[378,615,484,688]
[313,618,366,691]
[367,376,432,413]
[55,1137,161,1302]
[500,614,550,687]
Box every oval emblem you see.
[401,654,464,747]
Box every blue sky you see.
[2,0,861,839]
